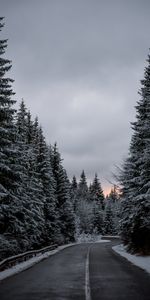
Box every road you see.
[0,240,150,300]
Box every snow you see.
[102,235,120,238]
[112,244,150,274]
[0,244,75,281]
[76,233,112,243]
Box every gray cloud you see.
[1,0,150,193]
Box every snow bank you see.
[0,240,113,281]
[76,233,110,243]
[112,244,150,274]
[0,243,75,281]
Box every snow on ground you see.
[76,233,110,243]
[113,244,150,274]
[102,235,120,238]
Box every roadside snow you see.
[112,244,150,274]
[0,244,75,281]
[0,240,113,281]
[76,233,111,243]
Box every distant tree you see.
[103,186,120,235]
[90,173,105,210]
[89,174,105,233]
[71,175,78,190]
[70,175,78,211]
[77,170,88,200]
[103,200,114,235]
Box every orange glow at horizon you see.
[103,186,112,197]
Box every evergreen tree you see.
[50,143,75,243]
[90,173,105,210]
[0,18,25,257]
[89,174,105,233]
[103,187,120,235]
[70,175,78,211]
[36,127,57,244]
[77,170,88,200]
[16,103,46,251]
[16,99,27,142]
[120,52,150,253]
[71,175,78,190]
[0,17,18,200]
[103,200,114,235]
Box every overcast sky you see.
[1,0,150,194]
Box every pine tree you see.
[77,170,88,199]
[71,175,78,190]
[0,17,18,199]
[0,18,25,257]
[120,52,150,253]
[50,143,75,243]
[16,103,46,250]
[103,200,114,235]
[90,173,105,210]
[36,127,57,244]
[103,187,120,235]
[89,174,105,233]
[70,175,78,211]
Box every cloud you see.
[1,0,150,192]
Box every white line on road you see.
[85,245,92,300]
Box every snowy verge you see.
[0,243,75,281]
[102,235,120,238]
[0,240,113,281]
[112,244,150,274]
[76,233,111,243]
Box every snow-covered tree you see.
[89,174,105,233]
[103,200,114,235]
[35,127,57,244]
[90,173,105,209]
[0,18,25,257]
[103,186,120,235]
[77,170,89,201]
[70,175,78,211]
[50,143,75,243]
[120,52,150,253]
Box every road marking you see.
[85,246,92,300]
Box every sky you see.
[1,0,150,195]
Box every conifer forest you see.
[0,16,150,262]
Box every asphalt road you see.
[0,240,150,300]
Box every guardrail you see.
[0,244,57,272]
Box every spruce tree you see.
[90,173,105,210]
[103,200,114,235]
[120,52,150,253]
[50,143,75,243]
[89,174,105,233]
[77,170,88,200]
[0,17,18,199]
[16,103,46,250]
[36,127,57,244]
[0,18,25,257]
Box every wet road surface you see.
[0,240,150,300]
